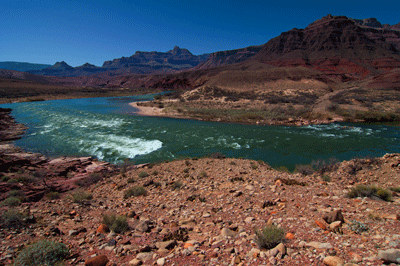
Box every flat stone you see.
[129,258,142,265]
[378,248,400,263]
[323,256,344,266]
[221,227,236,237]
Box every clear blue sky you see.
[2,0,400,67]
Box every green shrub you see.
[321,175,331,182]
[45,191,60,200]
[138,171,149,178]
[390,187,400,193]
[347,185,392,201]
[199,171,208,178]
[250,162,258,170]
[183,167,190,173]
[126,177,135,184]
[1,196,22,207]
[14,240,69,266]
[1,209,25,228]
[71,190,93,203]
[7,189,26,200]
[124,186,147,199]
[172,181,183,190]
[349,220,369,234]
[102,213,129,234]
[254,225,285,250]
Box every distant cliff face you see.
[102,46,205,71]
[193,45,263,70]
[251,15,400,80]
[28,47,209,77]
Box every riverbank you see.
[130,99,345,126]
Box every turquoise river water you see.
[1,94,400,169]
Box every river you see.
[1,94,400,169]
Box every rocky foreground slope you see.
[0,108,399,265]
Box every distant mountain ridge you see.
[0,61,51,72]
[29,46,210,77]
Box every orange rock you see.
[184,242,194,249]
[286,232,295,239]
[315,220,327,230]
[85,255,109,266]
[96,224,110,234]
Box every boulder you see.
[85,255,109,266]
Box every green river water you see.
[1,94,400,169]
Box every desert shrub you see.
[138,171,149,178]
[45,191,60,200]
[254,224,285,249]
[7,175,34,184]
[230,176,245,182]
[311,158,339,174]
[1,175,10,182]
[209,152,226,159]
[172,181,183,190]
[250,162,258,170]
[126,177,135,184]
[390,187,400,193]
[153,181,161,188]
[348,220,369,234]
[7,189,27,202]
[0,209,25,228]
[14,240,69,266]
[1,196,22,207]
[347,185,392,201]
[326,103,339,112]
[102,213,129,234]
[152,170,158,175]
[198,197,206,203]
[275,166,290,172]
[71,190,93,203]
[294,164,314,176]
[321,175,331,182]
[124,186,147,198]
[75,172,104,187]
[199,171,208,178]
[183,167,190,173]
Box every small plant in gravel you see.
[102,213,129,234]
[183,167,190,173]
[349,220,369,234]
[71,190,93,203]
[45,191,60,200]
[199,197,206,203]
[347,185,392,201]
[75,172,104,187]
[254,224,285,249]
[172,181,183,190]
[390,187,400,193]
[124,186,147,198]
[199,171,208,178]
[1,196,22,207]
[0,209,25,228]
[250,162,258,170]
[294,164,314,175]
[126,177,135,184]
[321,175,331,182]
[138,171,149,178]
[14,240,69,266]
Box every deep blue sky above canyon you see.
[2,0,400,67]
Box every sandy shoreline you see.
[129,101,168,117]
